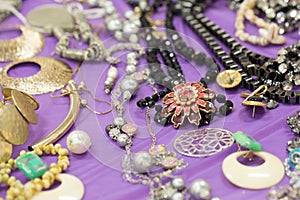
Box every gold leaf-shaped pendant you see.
[11,89,38,124]
[0,135,12,162]
[0,104,29,145]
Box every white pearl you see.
[172,177,185,190]
[171,192,184,200]
[114,116,125,126]
[107,19,122,31]
[126,64,137,75]
[117,133,129,147]
[120,77,139,94]
[125,10,134,19]
[114,31,123,41]
[129,34,138,43]
[87,0,98,7]
[127,52,137,60]
[133,151,153,173]
[107,66,118,78]
[66,130,92,154]
[189,179,211,200]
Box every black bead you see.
[137,99,145,107]
[194,52,206,66]
[216,94,226,103]
[184,47,195,60]
[205,57,215,67]
[200,78,208,88]
[159,91,167,98]
[206,69,219,80]
[225,100,233,108]
[219,105,232,116]
[145,96,152,102]
[152,93,159,102]
[105,124,116,133]
[155,104,163,112]
[148,100,155,108]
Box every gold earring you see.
[0,57,73,95]
[0,25,45,62]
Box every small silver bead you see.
[171,192,184,200]
[172,177,186,190]
[114,116,125,126]
[189,179,211,200]
[133,151,153,173]
[117,133,129,147]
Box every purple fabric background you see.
[0,0,299,199]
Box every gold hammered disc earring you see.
[0,57,73,95]
[0,25,45,62]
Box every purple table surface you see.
[0,0,299,199]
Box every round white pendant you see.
[222,151,284,189]
[32,174,85,200]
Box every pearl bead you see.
[120,77,139,94]
[172,177,186,190]
[189,179,211,200]
[126,64,137,75]
[107,66,118,79]
[107,19,122,31]
[117,134,129,147]
[133,151,153,173]
[171,192,184,200]
[66,130,92,154]
[125,10,134,19]
[87,0,98,7]
[114,116,125,126]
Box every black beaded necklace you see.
[135,0,233,127]
[179,0,300,106]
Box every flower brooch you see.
[160,82,216,128]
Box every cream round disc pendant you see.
[27,5,74,34]
[32,174,85,200]
[222,151,284,189]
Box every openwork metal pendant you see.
[173,128,234,157]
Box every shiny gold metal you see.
[0,135,13,162]
[242,85,268,118]
[0,25,44,62]
[0,104,29,145]
[11,89,38,124]
[29,81,81,150]
[2,87,39,110]
[0,57,73,95]
[216,70,242,88]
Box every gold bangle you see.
[29,80,81,150]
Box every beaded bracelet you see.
[1,144,70,199]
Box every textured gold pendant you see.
[0,104,29,145]
[216,70,242,88]
[0,25,44,62]
[11,89,38,124]
[0,57,73,95]
[2,88,39,110]
[0,135,13,162]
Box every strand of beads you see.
[1,144,70,200]
[235,0,285,46]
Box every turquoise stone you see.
[232,131,262,152]
[16,153,48,179]
[288,148,300,169]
